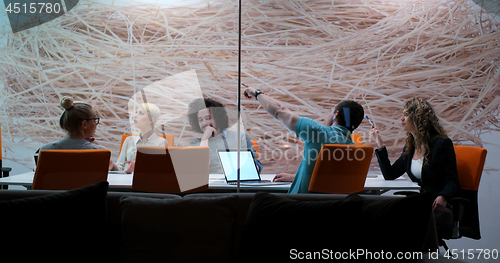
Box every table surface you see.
[0,171,420,192]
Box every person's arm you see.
[200,126,217,147]
[374,146,407,180]
[113,137,132,172]
[108,160,116,171]
[371,127,406,180]
[324,108,338,127]
[369,127,385,150]
[438,138,460,200]
[243,83,299,133]
[124,160,135,174]
[273,172,295,182]
[189,138,201,146]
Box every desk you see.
[0,172,420,193]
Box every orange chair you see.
[119,134,174,154]
[251,139,259,158]
[308,144,374,194]
[350,134,362,145]
[132,146,209,194]
[453,146,486,192]
[437,146,487,250]
[32,149,111,190]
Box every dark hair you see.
[333,100,364,132]
[59,96,93,136]
[403,98,447,162]
[188,98,229,133]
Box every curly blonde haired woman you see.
[370,98,459,217]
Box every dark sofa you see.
[0,181,439,262]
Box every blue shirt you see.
[288,117,354,194]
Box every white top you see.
[115,133,168,172]
[411,157,423,179]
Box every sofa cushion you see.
[240,192,364,262]
[345,192,434,253]
[120,195,238,263]
[0,181,109,262]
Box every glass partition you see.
[0,0,499,175]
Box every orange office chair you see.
[350,134,362,145]
[251,139,259,158]
[308,144,374,194]
[32,149,111,190]
[132,146,210,194]
[437,146,487,250]
[119,134,174,154]
[0,125,12,189]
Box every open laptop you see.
[217,149,290,186]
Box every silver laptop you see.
[217,149,290,185]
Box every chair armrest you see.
[445,197,469,239]
[448,197,469,224]
[1,167,12,178]
[448,197,469,205]
[393,191,419,196]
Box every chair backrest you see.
[119,134,174,153]
[32,149,111,190]
[132,146,209,193]
[251,139,259,158]
[350,134,362,145]
[453,145,487,191]
[308,144,374,194]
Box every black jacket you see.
[375,137,459,201]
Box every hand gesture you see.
[125,160,135,174]
[201,126,218,141]
[433,195,447,214]
[273,172,295,182]
[369,127,385,149]
[242,83,257,99]
[108,160,116,171]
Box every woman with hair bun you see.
[370,98,460,218]
[39,97,106,150]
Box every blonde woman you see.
[370,98,459,216]
[110,103,167,173]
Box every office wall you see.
[1,0,499,175]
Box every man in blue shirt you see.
[243,84,364,193]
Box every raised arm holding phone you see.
[370,98,460,216]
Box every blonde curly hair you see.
[403,98,447,162]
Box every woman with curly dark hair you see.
[370,98,460,216]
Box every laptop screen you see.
[217,149,260,182]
